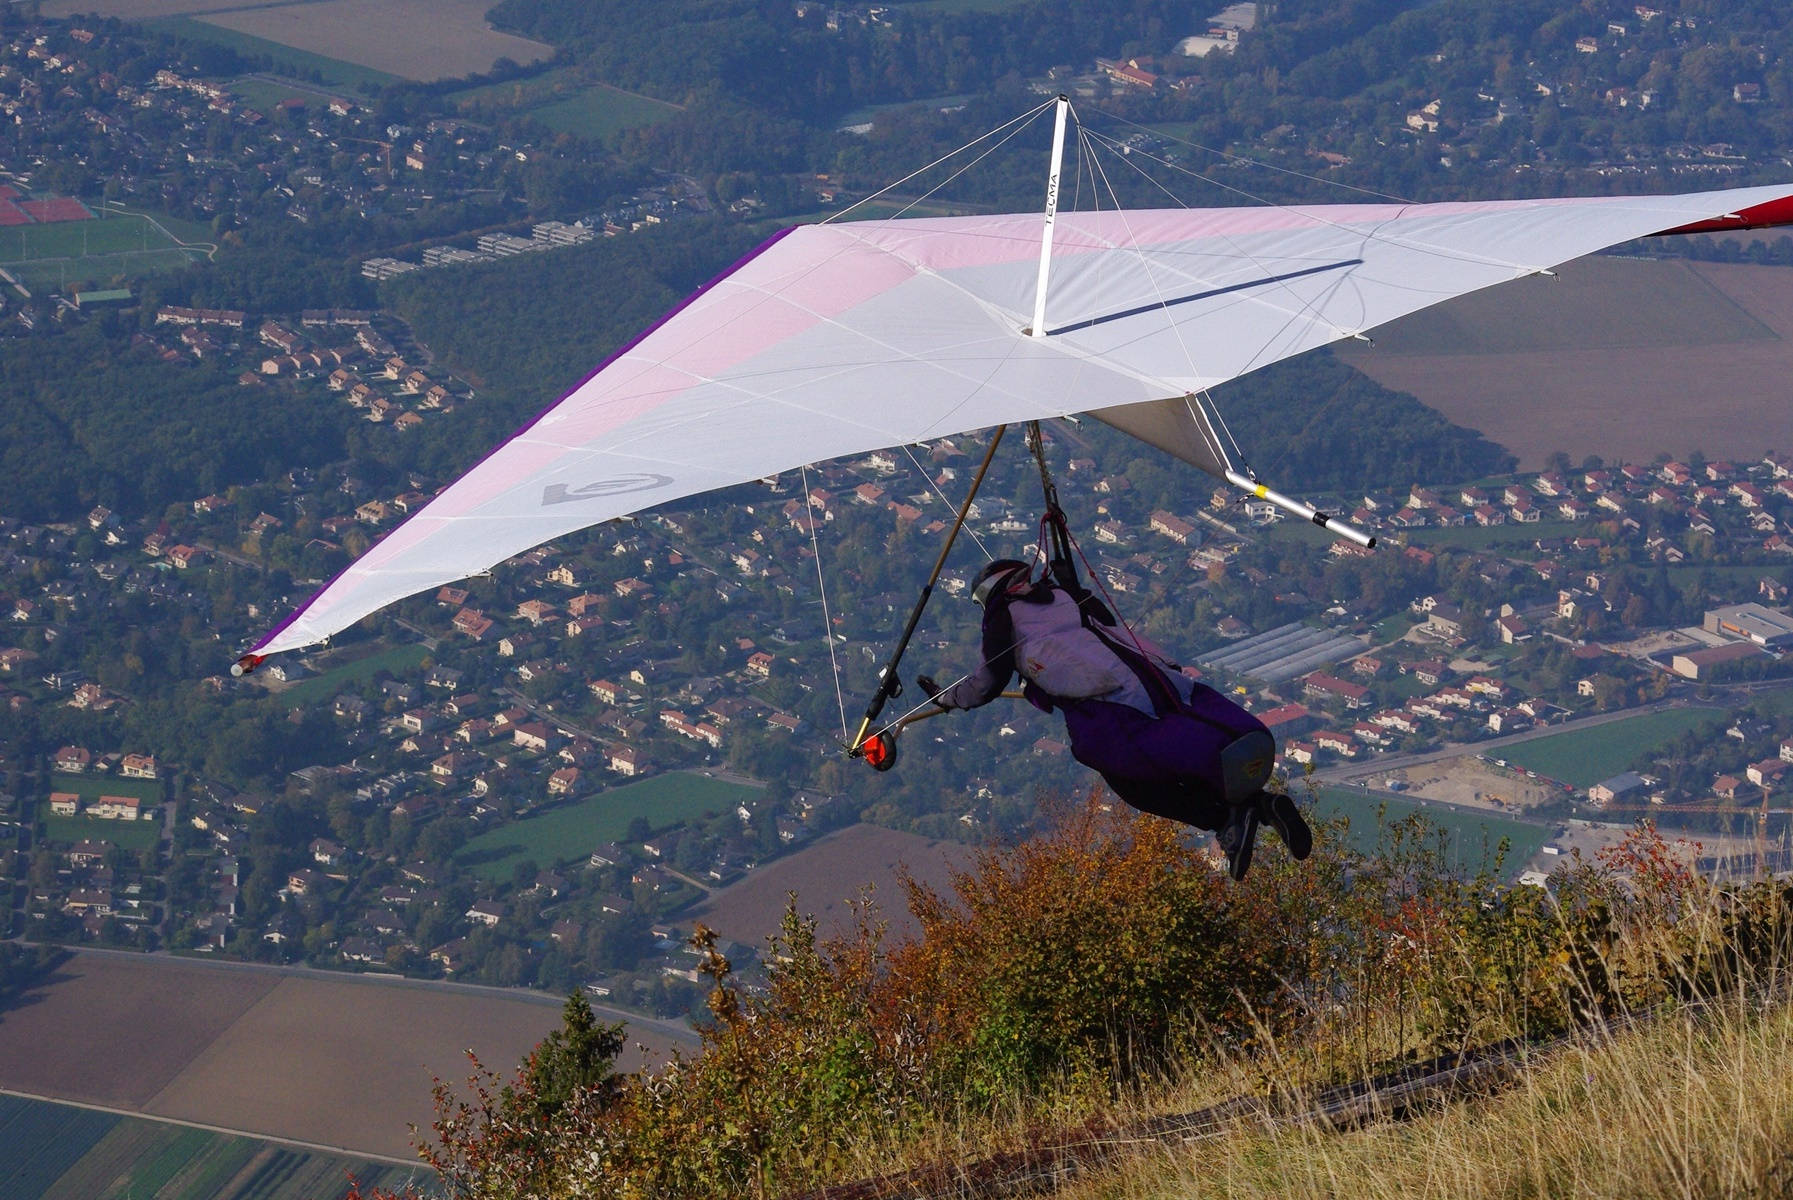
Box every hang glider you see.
[241,105,1793,669]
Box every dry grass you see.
[1061,993,1793,1200]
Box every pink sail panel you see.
[253,183,1793,658]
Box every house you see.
[54,742,91,771]
[431,937,473,973]
[512,722,554,752]
[89,796,142,820]
[1372,710,1418,735]
[341,938,384,964]
[64,889,113,917]
[1425,603,1466,639]
[610,746,642,776]
[66,839,110,867]
[1588,772,1648,806]
[516,599,560,626]
[1671,642,1763,680]
[49,792,80,816]
[1148,511,1198,544]
[1302,673,1369,709]
[310,838,346,866]
[452,607,493,640]
[431,751,477,780]
[1746,760,1787,790]
[548,766,582,796]
[1486,709,1531,734]
[1465,676,1506,700]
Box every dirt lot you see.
[1339,258,1793,469]
[0,953,277,1107]
[200,0,555,82]
[36,0,556,82]
[143,975,569,1157]
[0,953,694,1160]
[1382,756,1564,814]
[692,824,977,952]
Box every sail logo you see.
[542,475,672,505]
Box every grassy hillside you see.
[350,798,1793,1200]
[1061,997,1793,1199]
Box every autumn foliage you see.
[350,800,1793,1200]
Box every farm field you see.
[1338,258,1793,469]
[0,951,686,1160]
[1494,707,1726,789]
[1311,785,1554,879]
[190,0,554,84]
[691,823,977,949]
[0,1093,426,1200]
[144,17,402,92]
[41,0,257,16]
[457,770,762,880]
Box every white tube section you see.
[1029,95,1070,338]
[1225,469,1378,549]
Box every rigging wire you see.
[902,443,996,564]
[823,96,1060,226]
[1096,108,1417,205]
[802,464,851,742]
[1068,119,1415,481]
[1078,123,1547,276]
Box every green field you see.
[41,774,166,849]
[278,643,431,708]
[1496,707,1727,789]
[40,809,161,851]
[1754,686,1793,717]
[50,774,166,803]
[0,212,198,289]
[531,86,681,139]
[0,1093,424,1200]
[146,19,402,92]
[458,770,761,879]
[223,76,356,117]
[1312,785,1552,879]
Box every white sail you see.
[252,184,1793,658]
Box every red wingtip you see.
[232,653,266,677]
[1656,194,1793,237]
